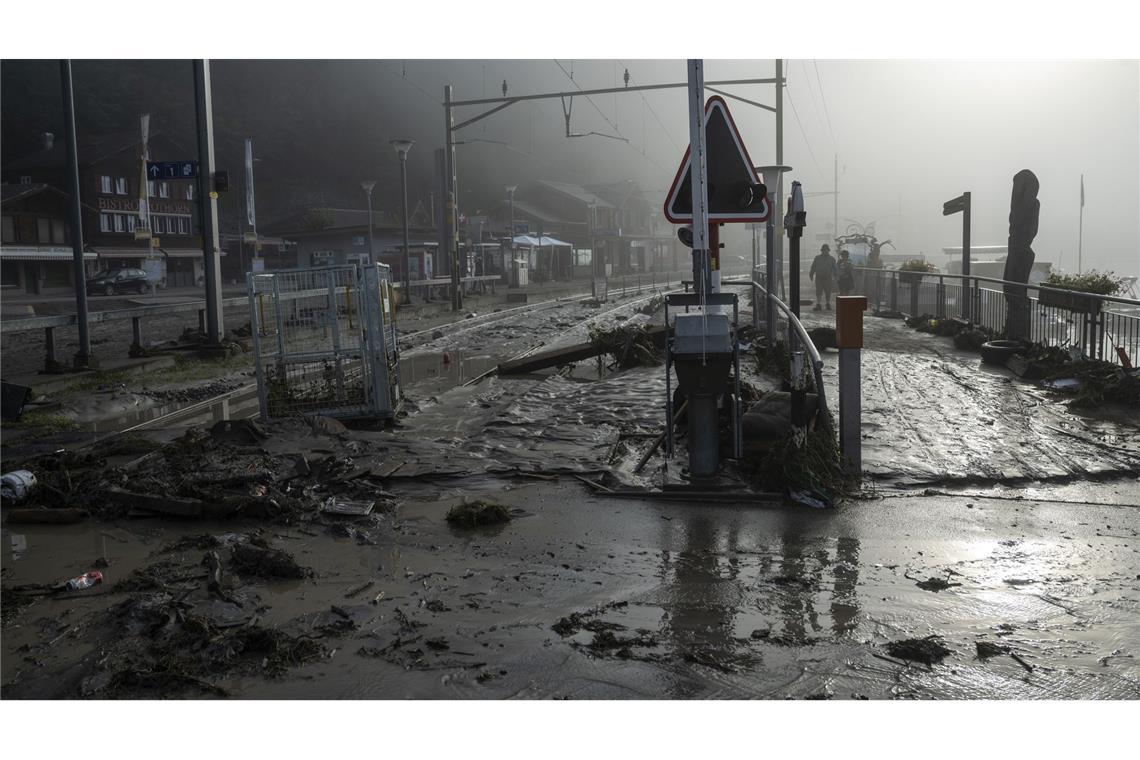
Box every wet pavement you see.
[3,282,1139,699]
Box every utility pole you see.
[444,85,461,312]
[391,139,414,299]
[1078,174,1084,274]
[775,58,784,300]
[361,180,376,264]
[686,59,710,298]
[59,59,93,369]
[193,60,224,344]
[833,153,839,245]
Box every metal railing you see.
[747,267,831,424]
[853,267,1140,366]
[248,264,400,421]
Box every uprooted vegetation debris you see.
[588,323,662,369]
[445,500,513,529]
[1,420,398,526]
[885,635,953,665]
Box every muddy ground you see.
[3,286,1138,699]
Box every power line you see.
[377,61,437,105]
[783,86,825,180]
[616,59,684,153]
[799,60,829,150]
[551,59,670,173]
[813,60,837,149]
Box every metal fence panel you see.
[248,264,400,420]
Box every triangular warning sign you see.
[663,95,769,224]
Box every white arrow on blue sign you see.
[146,161,199,180]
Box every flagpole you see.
[1078,174,1084,274]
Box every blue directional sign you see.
[146,161,199,180]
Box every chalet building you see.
[1,183,96,294]
[218,232,297,283]
[2,130,217,290]
[262,207,441,283]
[485,179,680,279]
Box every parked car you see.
[86,268,151,296]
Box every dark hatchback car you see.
[86,268,151,296]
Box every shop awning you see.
[511,235,573,247]
[1,245,97,261]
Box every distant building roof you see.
[2,182,57,205]
[536,180,614,209]
[510,200,580,226]
[262,207,433,236]
[1,182,96,212]
[4,130,187,172]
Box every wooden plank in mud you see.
[497,324,669,375]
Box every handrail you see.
[747,276,830,425]
[853,266,1140,309]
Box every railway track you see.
[109,279,690,437]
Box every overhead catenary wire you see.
[551,59,671,173]
[616,59,684,153]
[783,85,826,181]
[813,60,838,150]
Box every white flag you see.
[245,138,257,231]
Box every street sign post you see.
[942,191,972,320]
[664,96,769,225]
[146,160,199,180]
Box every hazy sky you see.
[400,59,1138,277]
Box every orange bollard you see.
[836,296,867,477]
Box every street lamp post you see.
[361,180,376,264]
[506,185,517,275]
[391,139,415,302]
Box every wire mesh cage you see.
[247,263,401,421]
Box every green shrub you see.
[1042,270,1126,296]
[898,259,936,273]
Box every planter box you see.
[1038,287,1101,313]
[898,270,929,286]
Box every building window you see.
[153,216,166,234]
[37,218,51,243]
[148,180,156,197]
[113,214,126,233]
[185,184,194,200]
[178,217,190,234]
[126,215,137,233]
[1,216,14,242]
[159,182,169,199]
[51,219,68,244]
[100,175,113,193]
[19,175,32,185]
[100,213,113,233]
[115,177,129,195]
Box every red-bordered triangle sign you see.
[663,95,769,224]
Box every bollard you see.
[130,316,144,356]
[790,349,806,447]
[43,326,64,374]
[836,295,867,477]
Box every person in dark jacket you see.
[809,244,837,311]
[837,249,855,296]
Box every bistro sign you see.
[98,197,193,215]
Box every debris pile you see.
[885,635,953,665]
[588,323,662,370]
[445,500,513,529]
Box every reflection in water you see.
[645,510,863,695]
[831,537,860,636]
